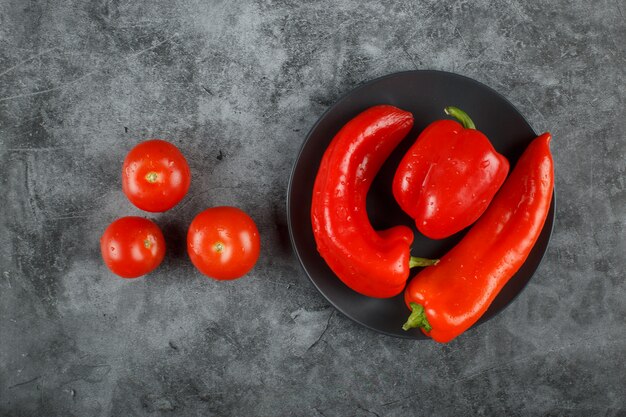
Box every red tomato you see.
[122,139,191,212]
[100,217,166,278]
[187,206,261,280]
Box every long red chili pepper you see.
[311,105,437,298]
[393,107,510,239]
[402,133,554,342]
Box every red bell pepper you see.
[311,105,437,298]
[392,107,510,239]
[402,133,554,342]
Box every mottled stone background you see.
[0,0,624,416]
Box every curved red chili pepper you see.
[311,105,437,298]
[393,107,509,239]
[403,133,554,342]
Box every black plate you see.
[287,70,555,339]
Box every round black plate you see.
[287,70,555,339]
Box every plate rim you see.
[286,69,556,340]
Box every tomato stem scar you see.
[145,171,159,183]
[214,242,224,253]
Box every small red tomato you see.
[100,216,166,278]
[187,206,261,280]
[122,139,191,212]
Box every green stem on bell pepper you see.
[444,106,476,130]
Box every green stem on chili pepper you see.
[444,106,476,130]
[402,302,432,332]
[409,256,439,268]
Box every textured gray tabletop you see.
[1,1,625,416]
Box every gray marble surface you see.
[1,0,624,416]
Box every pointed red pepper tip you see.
[540,132,552,144]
